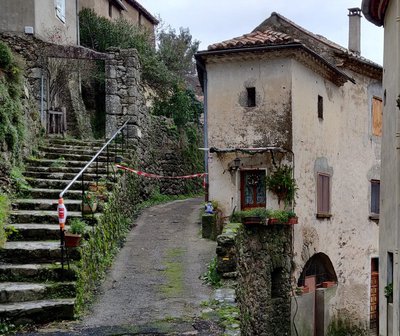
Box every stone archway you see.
[296,253,338,336]
[298,252,338,288]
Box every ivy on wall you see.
[75,173,141,313]
[0,41,25,166]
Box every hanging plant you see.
[265,164,297,207]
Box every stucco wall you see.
[79,0,155,35]
[207,57,293,214]
[380,0,400,335]
[0,0,35,34]
[0,0,77,44]
[291,59,381,326]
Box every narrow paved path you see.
[80,197,216,328]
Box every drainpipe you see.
[40,70,45,127]
[76,0,80,45]
[203,69,209,201]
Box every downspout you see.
[203,69,209,201]
[76,0,80,45]
[40,70,45,128]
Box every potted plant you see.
[265,164,297,207]
[385,282,393,303]
[64,218,87,247]
[237,208,269,226]
[82,191,97,213]
[268,209,298,225]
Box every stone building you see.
[362,1,399,335]
[0,0,78,44]
[196,10,382,335]
[79,0,159,38]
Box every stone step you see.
[27,188,82,200]
[0,241,80,264]
[26,158,107,168]
[0,264,76,282]
[26,178,93,190]
[24,171,108,181]
[0,298,75,324]
[25,177,115,192]
[10,210,82,224]
[39,145,122,156]
[46,138,104,146]
[41,152,111,162]
[0,282,75,304]
[5,224,71,241]
[12,199,81,211]
[23,166,108,174]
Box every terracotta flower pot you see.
[242,216,264,225]
[64,232,81,248]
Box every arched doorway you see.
[297,252,337,288]
[297,253,338,336]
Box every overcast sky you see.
[142,0,384,65]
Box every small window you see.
[247,87,256,107]
[55,0,66,23]
[371,180,380,214]
[271,267,284,298]
[372,97,382,136]
[317,173,330,217]
[109,2,113,17]
[318,95,323,119]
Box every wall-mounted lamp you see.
[234,157,241,170]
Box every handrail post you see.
[106,144,109,179]
[81,171,85,217]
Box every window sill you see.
[316,213,332,219]
[369,214,379,222]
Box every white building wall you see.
[206,57,292,214]
[34,0,78,45]
[291,59,381,325]
[380,0,400,334]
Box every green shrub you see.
[0,42,12,70]
[0,194,10,248]
[265,164,297,207]
[68,218,87,235]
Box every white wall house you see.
[362,1,400,335]
[0,0,78,45]
[196,11,382,334]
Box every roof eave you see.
[125,0,159,25]
[361,0,388,26]
[195,43,354,87]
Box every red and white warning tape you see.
[115,164,207,180]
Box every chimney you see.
[348,8,362,55]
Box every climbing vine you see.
[0,41,25,167]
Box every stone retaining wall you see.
[0,34,204,195]
[236,225,292,336]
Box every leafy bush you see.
[0,194,10,248]
[265,164,297,207]
[0,42,12,70]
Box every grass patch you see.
[160,247,185,297]
[201,257,221,288]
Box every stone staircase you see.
[0,138,114,325]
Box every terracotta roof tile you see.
[208,29,298,51]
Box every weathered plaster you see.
[292,59,380,325]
